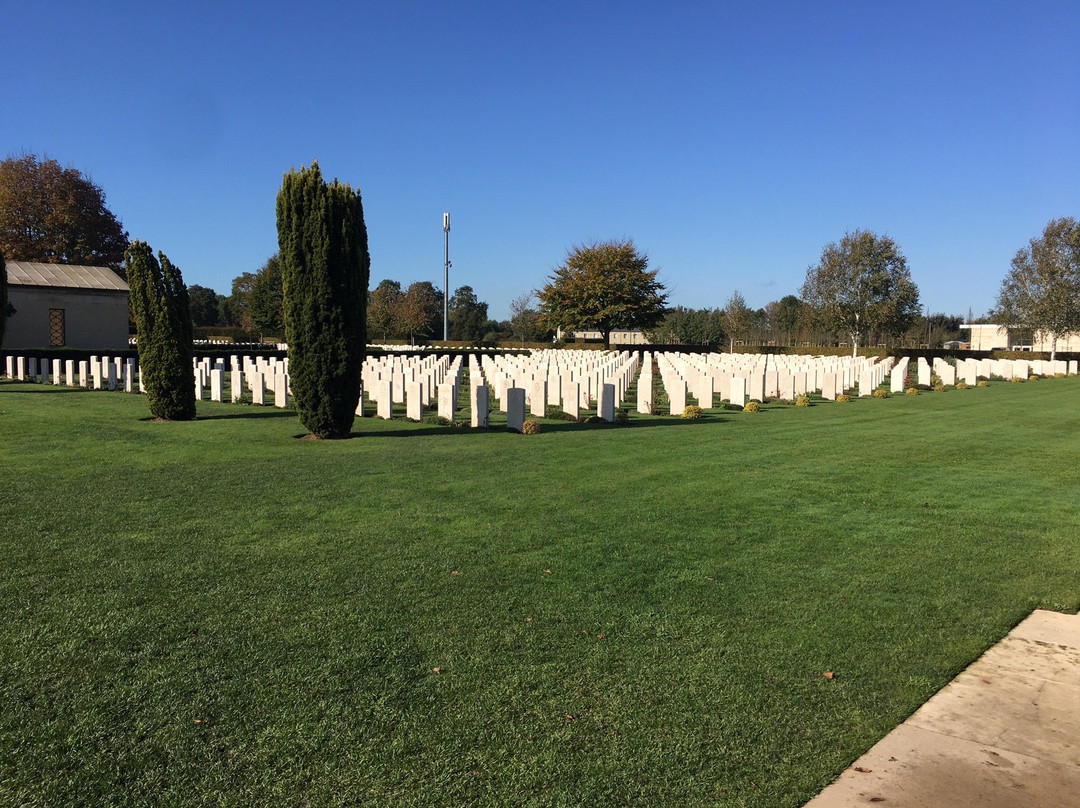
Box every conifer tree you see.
[276,162,369,438]
[126,241,196,420]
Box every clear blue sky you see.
[5,1,1078,320]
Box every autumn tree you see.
[0,250,8,350]
[537,240,667,349]
[0,154,129,267]
[277,161,369,439]
[398,281,442,344]
[448,285,488,343]
[800,230,920,356]
[720,291,755,351]
[126,241,196,421]
[367,279,403,341]
[994,218,1080,361]
[509,291,541,346]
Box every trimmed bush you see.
[933,383,945,392]
[905,387,919,396]
[682,405,703,419]
[277,161,369,439]
[1011,376,1024,383]
[521,419,540,435]
[795,395,811,407]
[126,241,196,421]
[742,400,760,412]
[614,408,630,426]
[872,389,887,399]
[835,394,852,403]
[977,380,989,387]
[955,381,969,389]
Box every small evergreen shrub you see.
[614,408,630,426]
[545,409,578,421]
[835,394,851,403]
[521,419,540,435]
[1029,374,1041,381]
[955,381,969,389]
[872,389,887,399]
[1011,376,1024,383]
[1055,373,1066,378]
[422,415,452,425]
[682,405,702,419]
[977,380,989,387]
[905,387,919,396]
[742,401,760,412]
[795,395,811,407]
[933,383,945,392]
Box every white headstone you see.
[406,381,423,421]
[438,382,456,420]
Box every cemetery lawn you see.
[1,379,1079,808]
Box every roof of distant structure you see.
[4,261,128,291]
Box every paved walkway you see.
[806,609,1080,807]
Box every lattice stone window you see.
[49,308,66,347]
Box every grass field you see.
[1,376,1078,807]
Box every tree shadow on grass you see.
[341,413,733,438]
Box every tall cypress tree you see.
[276,162,369,438]
[0,249,8,351]
[126,241,196,420]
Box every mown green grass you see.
[1,378,1078,807]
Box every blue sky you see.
[4,1,1078,320]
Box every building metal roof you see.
[4,261,128,292]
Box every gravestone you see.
[274,373,289,408]
[506,387,526,432]
[78,361,89,388]
[65,360,75,387]
[406,381,423,421]
[598,383,616,422]
[251,372,265,405]
[529,379,547,418]
[107,362,117,391]
[210,369,224,402]
[231,370,244,403]
[53,359,62,386]
[377,379,393,419]
[438,382,455,421]
[667,377,686,415]
[194,374,204,401]
[563,381,580,419]
[470,383,489,428]
[729,376,746,408]
[637,373,653,414]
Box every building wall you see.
[962,323,1080,353]
[6,286,130,350]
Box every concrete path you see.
[805,609,1080,807]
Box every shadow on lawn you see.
[344,414,732,438]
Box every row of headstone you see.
[652,352,896,408]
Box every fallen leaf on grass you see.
[564,714,577,722]
[597,633,607,639]
[450,570,459,575]
[823,671,835,680]
[525,617,532,622]
[543,569,552,574]
[432,667,441,674]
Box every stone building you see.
[3,261,130,350]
